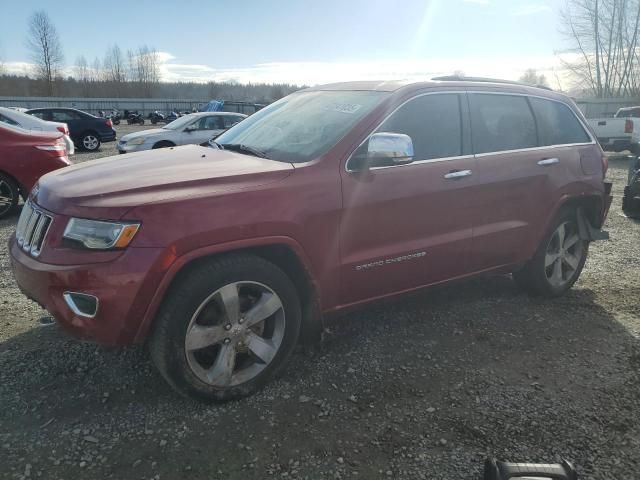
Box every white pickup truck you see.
[587,107,640,154]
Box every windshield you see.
[163,115,196,130]
[214,90,387,163]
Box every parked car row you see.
[0,107,75,155]
[25,107,117,152]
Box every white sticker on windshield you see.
[325,103,362,114]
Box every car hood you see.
[120,128,168,141]
[33,145,294,218]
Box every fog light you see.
[63,292,99,318]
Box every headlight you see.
[63,218,140,249]
[127,137,146,145]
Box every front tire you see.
[149,254,301,402]
[0,173,19,219]
[513,209,588,297]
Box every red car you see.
[10,79,612,401]
[0,123,70,219]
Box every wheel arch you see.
[152,140,176,149]
[531,193,605,256]
[136,239,323,346]
[0,169,26,198]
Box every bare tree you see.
[90,57,102,83]
[128,45,160,96]
[25,10,64,95]
[103,44,127,92]
[74,55,89,82]
[519,68,549,86]
[560,0,640,97]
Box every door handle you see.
[444,169,472,179]
[537,158,560,166]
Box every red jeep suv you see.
[10,79,612,401]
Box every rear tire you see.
[80,132,101,151]
[512,208,588,297]
[148,254,302,402]
[0,173,19,219]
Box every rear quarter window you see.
[529,97,591,146]
[469,93,537,154]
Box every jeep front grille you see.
[15,201,53,257]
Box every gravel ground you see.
[0,130,639,479]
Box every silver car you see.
[117,112,246,153]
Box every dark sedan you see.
[26,107,116,152]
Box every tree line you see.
[0,74,300,103]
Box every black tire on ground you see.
[80,132,101,151]
[512,208,589,297]
[148,254,302,402]
[113,119,120,125]
[0,173,20,219]
[628,156,640,184]
[152,141,175,149]
[151,118,157,125]
[139,119,145,125]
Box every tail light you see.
[56,125,69,135]
[106,119,113,128]
[625,119,634,134]
[35,138,67,158]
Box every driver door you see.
[339,92,477,305]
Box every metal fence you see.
[575,97,640,118]
[0,96,265,116]
[1,94,638,119]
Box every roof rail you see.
[431,75,553,91]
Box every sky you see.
[0,0,572,87]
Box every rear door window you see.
[223,115,244,128]
[469,93,537,154]
[51,110,80,122]
[529,98,591,146]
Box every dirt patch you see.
[0,148,638,479]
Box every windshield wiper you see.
[220,143,270,159]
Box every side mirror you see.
[184,125,197,132]
[367,133,414,166]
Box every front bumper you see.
[10,239,165,346]
[117,141,153,154]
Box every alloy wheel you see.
[544,221,583,288]
[83,135,99,150]
[184,281,285,387]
